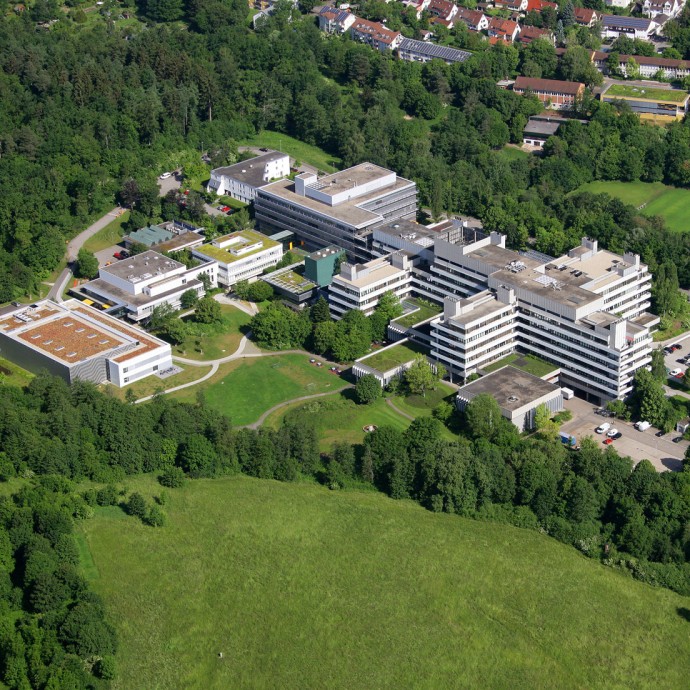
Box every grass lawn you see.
[108,363,213,402]
[83,211,130,253]
[80,474,690,690]
[483,352,557,378]
[0,356,34,388]
[358,340,427,373]
[393,297,442,328]
[606,83,689,102]
[573,181,690,233]
[172,305,252,361]
[391,382,456,419]
[239,131,341,173]
[497,146,530,162]
[174,354,347,426]
[217,196,248,210]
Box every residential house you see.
[513,76,585,109]
[518,25,554,44]
[350,17,403,50]
[397,38,472,64]
[454,6,488,31]
[573,7,601,26]
[487,17,521,42]
[642,0,683,16]
[426,0,458,21]
[207,151,290,203]
[401,0,430,19]
[605,0,632,7]
[494,0,528,12]
[526,0,558,12]
[522,117,561,146]
[601,15,659,40]
[318,6,356,33]
[192,230,283,288]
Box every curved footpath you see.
[385,397,415,422]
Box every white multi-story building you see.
[591,50,690,81]
[318,6,356,33]
[329,252,412,318]
[81,250,217,322]
[192,230,282,288]
[601,15,659,40]
[255,163,418,262]
[207,151,290,203]
[642,0,683,17]
[0,300,172,387]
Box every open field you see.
[0,356,34,388]
[174,354,347,425]
[80,474,690,690]
[240,131,341,173]
[574,181,690,233]
[82,211,130,253]
[173,305,252,361]
[264,394,412,449]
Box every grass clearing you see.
[239,131,341,173]
[172,305,252,361]
[358,340,427,373]
[392,382,456,418]
[497,145,530,162]
[83,211,130,253]
[483,352,557,378]
[174,354,347,425]
[0,356,34,388]
[80,474,690,690]
[573,181,690,233]
[108,363,212,402]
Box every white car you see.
[595,422,611,434]
[670,368,684,377]
[159,172,172,180]
[607,428,619,438]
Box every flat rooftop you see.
[307,246,344,261]
[466,244,542,272]
[457,365,560,412]
[447,294,511,326]
[154,231,204,253]
[524,119,561,136]
[260,172,416,228]
[83,276,203,308]
[0,300,166,365]
[335,259,406,289]
[603,82,690,104]
[211,151,289,188]
[125,225,174,247]
[264,268,316,294]
[194,230,280,264]
[100,251,184,283]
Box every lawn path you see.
[385,397,415,422]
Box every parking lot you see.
[560,397,687,472]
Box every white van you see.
[635,421,651,431]
[561,387,574,400]
[595,422,611,434]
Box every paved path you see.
[48,206,124,302]
[242,386,353,430]
[385,397,415,422]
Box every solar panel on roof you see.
[398,38,471,63]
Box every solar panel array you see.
[602,15,653,28]
[398,39,472,64]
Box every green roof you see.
[393,298,442,329]
[194,230,280,264]
[267,269,316,292]
[605,84,689,104]
[359,340,427,373]
[483,353,558,378]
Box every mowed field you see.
[174,354,348,425]
[80,475,690,690]
[575,181,690,233]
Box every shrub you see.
[146,505,166,527]
[159,466,186,488]
[94,656,116,680]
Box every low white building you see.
[0,299,172,387]
[207,151,290,203]
[591,50,690,80]
[81,250,217,322]
[601,15,659,40]
[192,230,283,287]
[329,252,412,318]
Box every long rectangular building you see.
[513,76,585,110]
[0,300,172,387]
[254,163,418,261]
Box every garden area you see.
[483,353,557,378]
[392,298,442,329]
[358,340,427,374]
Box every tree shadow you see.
[662,457,684,472]
[677,607,690,622]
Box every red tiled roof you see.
[573,7,598,22]
[591,50,690,69]
[455,6,485,25]
[527,0,557,11]
[519,25,551,42]
[514,76,584,95]
[351,17,400,44]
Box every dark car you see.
[612,432,622,440]
[655,430,665,438]
[673,436,684,444]
[672,343,683,351]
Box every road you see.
[48,206,124,302]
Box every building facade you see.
[254,163,418,262]
[207,152,290,202]
[349,18,402,51]
[601,15,658,40]
[513,76,585,109]
[397,38,471,64]
[591,51,690,80]
[192,230,282,287]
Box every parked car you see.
[612,432,622,440]
[670,368,684,377]
[673,436,684,444]
[603,438,613,445]
[606,428,619,438]
[672,343,683,351]
[596,422,611,434]
[159,172,172,179]
[664,347,674,355]
[220,205,230,212]
[655,430,666,438]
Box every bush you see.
[146,505,166,527]
[245,281,273,302]
[94,655,116,680]
[159,466,185,488]
[126,492,148,520]
[355,374,381,404]
[96,485,118,507]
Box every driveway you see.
[157,172,182,197]
[560,397,687,472]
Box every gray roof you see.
[457,365,560,413]
[602,15,655,29]
[398,38,472,64]
[99,251,184,283]
[211,151,289,188]
[523,119,561,137]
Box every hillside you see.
[79,476,690,690]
